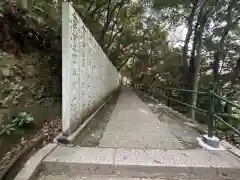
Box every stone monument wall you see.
[62,2,119,134]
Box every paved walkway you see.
[99,88,184,149]
[138,93,202,149]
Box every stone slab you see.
[114,148,240,179]
[36,174,239,180]
[42,146,240,179]
[36,174,238,180]
[43,147,115,175]
[14,144,57,180]
[37,174,165,180]
[99,88,184,149]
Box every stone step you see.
[36,174,215,180]
[41,146,240,180]
[37,174,162,180]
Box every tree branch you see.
[213,0,237,82]
[87,0,94,12]
[118,56,132,71]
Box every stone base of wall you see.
[64,87,121,137]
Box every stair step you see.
[37,174,220,180]
[37,174,240,180]
[37,174,163,180]
[41,146,240,179]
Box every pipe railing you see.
[133,83,240,139]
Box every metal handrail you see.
[216,113,240,121]
[156,85,208,95]
[134,83,208,94]
[212,92,240,110]
[133,82,240,138]
[160,93,208,115]
[214,115,240,136]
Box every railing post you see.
[208,91,214,138]
[199,86,220,149]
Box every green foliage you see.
[0,124,16,136]
[0,112,34,136]
[12,112,34,127]
[232,108,240,120]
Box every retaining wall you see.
[62,2,119,134]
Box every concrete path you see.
[138,93,203,149]
[99,88,184,149]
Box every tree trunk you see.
[188,0,207,120]
[87,1,95,12]
[182,0,199,75]
[189,31,205,119]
